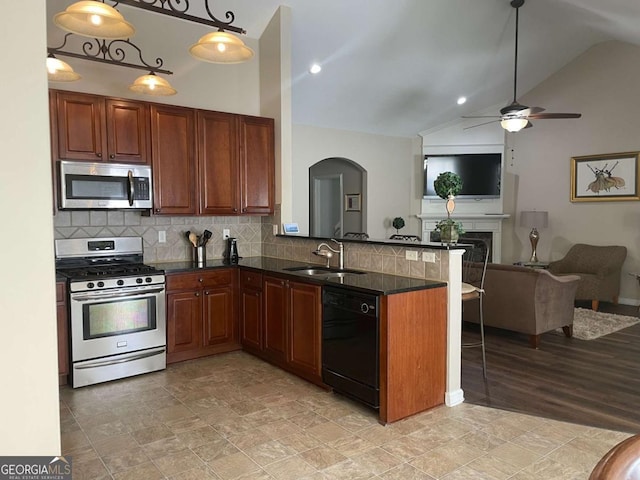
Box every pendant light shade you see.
[54,1,135,39]
[46,55,81,82]
[129,72,177,96]
[189,30,254,64]
[501,117,528,133]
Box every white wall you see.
[422,41,640,305]
[292,125,420,239]
[508,41,640,303]
[0,4,61,453]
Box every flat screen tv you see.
[423,153,502,199]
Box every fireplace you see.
[420,214,509,263]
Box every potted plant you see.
[392,216,405,234]
[433,171,464,243]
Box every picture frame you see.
[570,151,640,202]
[344,193,361,212]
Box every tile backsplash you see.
[53,206,449,282]
[53,210,263,263]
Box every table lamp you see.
[520,211,548,263]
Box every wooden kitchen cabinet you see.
[197,112,275,215]
[262,274,322,385]
[239,269,263,354]
[239,115,275,215]
[150,104,197,215]
[50,90,150,164]
[56,281,69,386]
[166,269,239,363]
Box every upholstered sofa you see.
[464,263,580,348]
[547,244,627,311]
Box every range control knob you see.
[136,278,143,284]
[145,277,152,283]
[97,281,105,288]
[87,282,95,289]
[117,279,124,286]
[360,303,370,314]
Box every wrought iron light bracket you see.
[48,32,173,75]
[112,0,247,34]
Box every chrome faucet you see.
[313,239,344,269]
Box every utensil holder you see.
[193,246,206,266]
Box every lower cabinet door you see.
[203,285,236,347]
[288,281,322,379]
[240,287,262,351]
[167,290,202,354]
[263,276,287,363]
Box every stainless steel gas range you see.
[55,237,166,388]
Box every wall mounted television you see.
[423,153,502,199]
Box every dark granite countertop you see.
[151,256,446,295]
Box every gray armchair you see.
[464,263,580,348]
[547,244,627,311]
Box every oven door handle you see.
[75,348,166,370]
[71,287,165,302]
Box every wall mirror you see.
[309,157,367,238]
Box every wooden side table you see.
[514,261,549,269]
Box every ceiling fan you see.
[463,0,581,132]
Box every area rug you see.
[556,308,640,340]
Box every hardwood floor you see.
[461,301,640,433]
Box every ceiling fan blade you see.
[461,115,501,119]
[463,119,500,130]
[528,113,582,119]
[526,106,545,115]
[524,121,533,129]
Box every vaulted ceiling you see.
[48,0,640,137]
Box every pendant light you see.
[54,1,135,39]
[129,72,177,96]
[189,30,254,64]
[46,54,81,82]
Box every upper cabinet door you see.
[54,91,105,161]
[105,99,150,164]
[197,110,240,215]
[150,104,197,215]
[239,115,275,214]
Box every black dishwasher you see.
[322,286,380,409]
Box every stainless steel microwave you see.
[59,161,153,210]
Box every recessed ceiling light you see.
[457,96,467,105]
[309,63,322,74]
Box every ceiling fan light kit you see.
[463,0,581,132]
[49,0,253,95]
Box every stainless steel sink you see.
[283,266,365,277]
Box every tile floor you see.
[60,351,631,479]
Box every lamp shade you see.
[54,1,135,39]
[501,117,528,132]
[129,73,176,96]
[46,55,81,82]
[189,30,254,64]
[520,210,548,229]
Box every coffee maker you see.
[224,237,240,264]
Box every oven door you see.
[69,284,166,362]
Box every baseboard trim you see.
[617,297,638,307]
[445,389,465,407]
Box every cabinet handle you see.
[205,291,209,295]
[195,292,200,297]
[233,208,238,212]
[155,208,161,213]
[96,152,102,158]
[109,154,115,159]
[242,208,246,213]
[199,278,203,283]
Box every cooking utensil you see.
[202,230,212,246]
[189,232,198,247]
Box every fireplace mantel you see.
[418,213,510,263]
